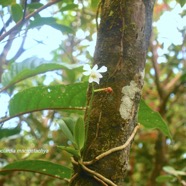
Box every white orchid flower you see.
[83,64,107,84]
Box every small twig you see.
[93,175,108,186]
[71,157,78,165]
[71,158,114,185]
[60,43,76,64]
[9,28,28,62]
[164,73,182,92]
[0,0,61,41]
[69,173,78,184]
[0,16,12,36]
[84,124,140,165]
[22,0,28,21]
[63,178,70,183]
[80,163,117,186]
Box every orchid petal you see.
[83,64,91,71]
[89,76,100,84]
[97,66,107,73]
[92,64,98,71]
[95,72,103,78]
[83,71,90,76]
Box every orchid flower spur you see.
[83,64,107,84]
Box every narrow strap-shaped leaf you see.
[62,117,76,135]
[163,166,186,176]
[57,146,80,158]
[74,117,85,150]
[0,160,72,179]
[60,120,75,144]
[138,99,171,138]
[156,175,174,183]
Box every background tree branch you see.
[0,0,61,42]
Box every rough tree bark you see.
[70,0,155,185]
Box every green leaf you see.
[91,0,99,8]
[1,57,83,89]
[0,0,15,7]
[29,17,73,33]
[74,117,85,150]
[57,146,80,158]
[181,71,186,82]
[0,127,21,140]
[62,117,76,135]
[60,120,75,144]
[29,17,56,28]
[176,0,186,7]
[8,82,87,117]
[156,175,175,183]
[0,160,72,179]
[11,4,23,23]
[27,2,43,9]
[163,166,186,176]
[138,100,171,138]
[50,23,74,34]
[60,4,78,11]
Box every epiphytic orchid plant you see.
[83,64,113,93]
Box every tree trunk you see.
[70,0,155,185]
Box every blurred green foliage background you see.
[0,0,185,185]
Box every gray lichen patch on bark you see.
[119,81,141,120]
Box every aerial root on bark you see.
[70,124,140,186]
